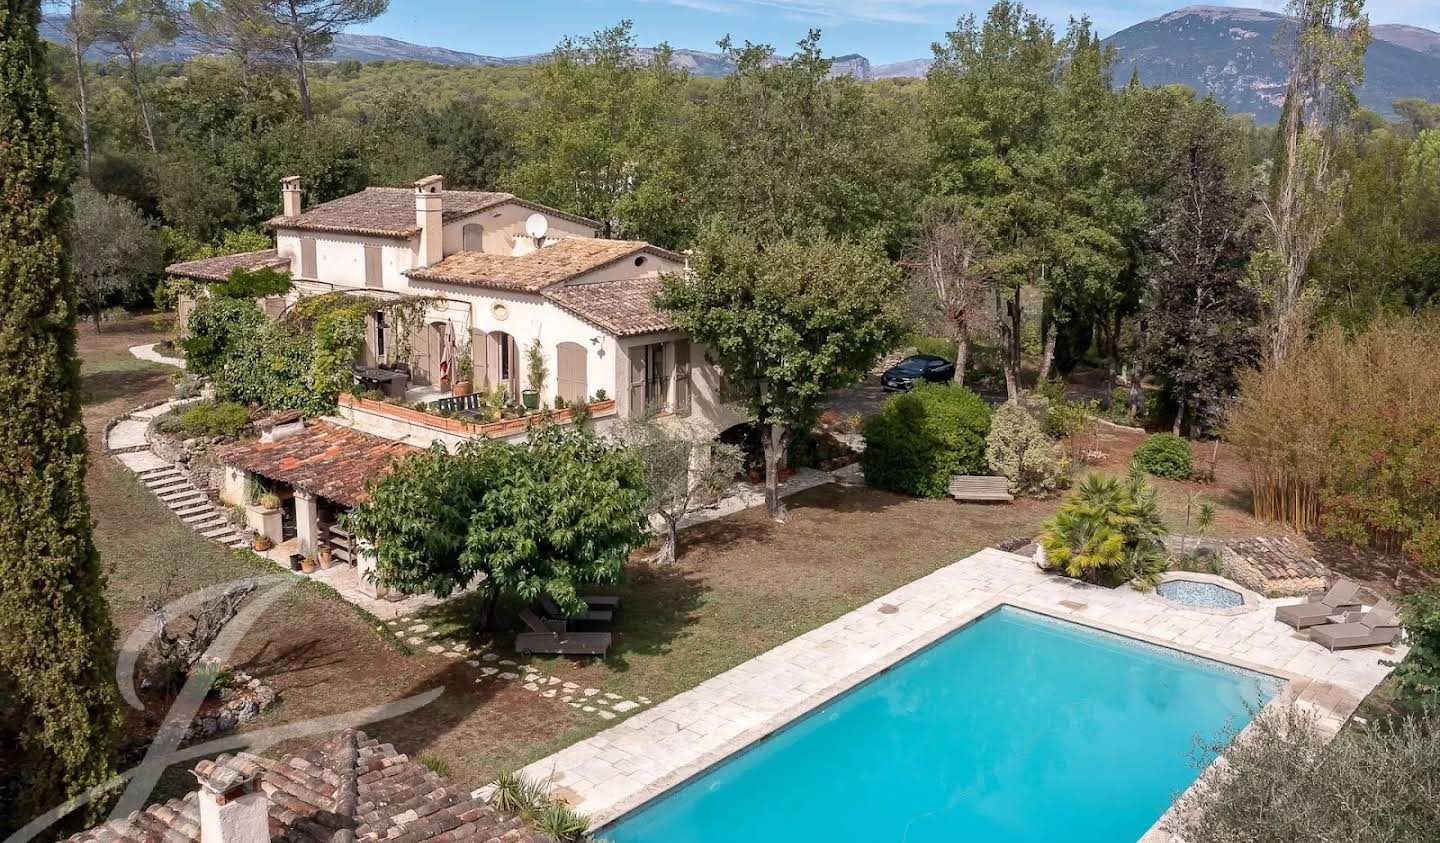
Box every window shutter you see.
[300,237,317,279]
[364,244,382,288]
[628,345,646,418]
[673,339,691,417]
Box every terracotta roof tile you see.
[70,730,545,843]
[267,188,600,238]
[1227,536,1329,579]
[543,276,677,336]
[165,249,290,282]
[406,238,681,292]
[216,421,418,506]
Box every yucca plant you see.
[532,801,591,842]
[1040,472,1169,587]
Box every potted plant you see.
[452,342,473,397]
[318,545,336,569]
[257,492,281,511]
[252,532,273,552]
[299,554,318,574]
[522,338,547,411]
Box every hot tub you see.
[1152,573,1261,616]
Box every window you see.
[644,343,666,409]
[373,311,387,358]
[633,255,647,267]
[363,244,382,288]
[463,223,485,252]
[299,237,317,279]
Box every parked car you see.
[880,354,956,392]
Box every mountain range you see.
[39,6,1440,122]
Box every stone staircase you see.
[106,400,249,551]
[135,465,249,549]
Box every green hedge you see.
[1131,433,1194,479]
[861,384,992,497]
[177,401,250,437]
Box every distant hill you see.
[37,7,1440,120]
[1104,6,1440,120]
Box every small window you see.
[634,255,647,267]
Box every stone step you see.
[157,489,204,503]
[144,470,184,483]
[181,510,223,524]
[173,502,213,517]
[184,513,228,529]
[138,466,179,480]
[201,525,238,539]
[148,479,191,494]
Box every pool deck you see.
[519,547,1405,839]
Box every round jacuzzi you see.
[1152,573,1260,615]
[1156,579,1243,610]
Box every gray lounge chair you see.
[515,609,611,656]
[1275,579,1363,629]
[582,593,621,610]
[1310,599,1401,651]
[539,593,613,625]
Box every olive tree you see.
[71,183,163,329]
[659,230,907,520]
[616,417,743,565]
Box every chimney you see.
[414,174,444,268]
[195,764,270,843]
[280,176,302,218]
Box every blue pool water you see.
[603,606,1280,843]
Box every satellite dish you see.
[524,213,549,240]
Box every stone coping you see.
[521,548,1402,839]
[1149,571,1265,616]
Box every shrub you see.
[1040,473,1169,588]
[1395,586,1440,703]
[1166,705,1440,841]
[1131,433,1193,479]
[177,401,250,437]
[910,334,955,360]
[861,384,991,497]
[985,401,1071,497]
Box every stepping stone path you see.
[104,400,249,550]
[385,617,655,721]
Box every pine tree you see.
[0,0,122,831]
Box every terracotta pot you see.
[300,560,318,574]
[253,537,273,552]
[318,549,338,570]
[451,380,472,397]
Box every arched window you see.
[556,342,588,406]
[462,223,485,252]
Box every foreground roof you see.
[217,421,418,506]
[70,729,542,843]
[166,249,290,282]
[544,277,676,337]
[266,188,600,238]
[405,238,682,293]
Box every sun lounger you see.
[539,593,613,625]
[582,593,621,610]
[515,609,611,656]
[1309,599,1401,651]
[1274,579,1363,629]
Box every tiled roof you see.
[544,277,677,337]
[1227,536,1329,580]
[217,421,417,506]
[69,729,544,843]
[267,188,601,238]
[406,238,682,293]
[166,249,290,282]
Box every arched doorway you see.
[486,330,519,398]
[462,223,485,252]
[556,342,587,406]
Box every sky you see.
[355,1,1440,65]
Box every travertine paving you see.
[521,547,1404,836]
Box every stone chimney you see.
[280,176,302,218]
[195,764,270,843]
[414,174,444,268]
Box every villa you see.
[166,175,743,440]
[165,176,746,582]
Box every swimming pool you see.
[602,606,1281,842]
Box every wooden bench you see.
[948,475,1014,503]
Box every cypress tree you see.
[0,0,122,830]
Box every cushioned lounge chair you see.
[1310,599,1401,651]
[515,609,611,656]
[539,593,613,625]
[1275,579,1363,629]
